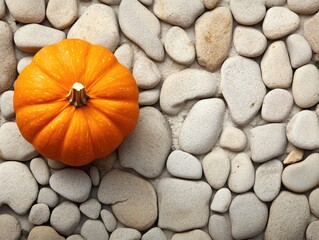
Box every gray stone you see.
[287,0,319,15]
[5,0,45,23]
[28,226,64,240]
[0,0,5,19]
[142,227,166,240]
[286,34,312,68]
[17,56,33,73]
[208,214,232,240]
[110,228,141,240]
[81,220,109,240]
[210,188,232,213]
[304,12,319,53]
[0,90,15,120]
[80,199,101,219]
[37,188,59,208]
[171,230,212,240]
[0,214,20,240]
[100,209,117,232]
[309,187,319,218]
[133,56,161,89]
[46,0,77,29]
[306,221,319,240]
[138,89,160,106]
[89,166,100,187]
[28,203,50,225]
[230,0,266,25]
[30,157,50,185]
[114,44,134,70]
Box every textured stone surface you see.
[304,12,319,53]
[81,220,109,240]
[288,0,319,15]
[28,226,64,240]
[133,56,161,89]
[0,214,20,240]
[109,228,140,240]
[0,90,15,120]
[46,0,77,29]
[309,188,319,218]
[230,0,266,25]
[286,34,312,68]
[5,0,45,23]
[209,214,232,240]
[210,188,232,213]
[171,229,212,240]
[219,126,247,152]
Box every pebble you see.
[30,157,50,185]
[309,188,319,218]
[262,7,300,40]
[0,0,5,19]
[233,26,267,58]
[219,126,247,152]
[89,166,100,187]
[261,41,292,89]
[14,24,66,53]
[157,178,212,231]
[110,228,141,240]
[114,43,134,70]
[100,209,117,232]
[93,151,116,176]
[230,0,266,25]
[28,226,64,240]
[46,0,77,29]
[67,4,119,52]
[28,203,50,225]
[179,98,225,155]
[0,161,38,214]
[306,221,319,240]
[0,21,16,93]
[230,193,268,239]
[0,90,15,120]
[264,0,286,7]
[288,0,319,15]
[304,12,319,53]
[195,7,233,71]
[133,56,161,89]
[66,235,84,240]
[0,214,20,240]
[282,153,319,193]
[283,148,304,164]
[81,220,109,240]
[142,227,167,240]
[160,69,218,115]
[286,110,319,150]
[50,201,81,236]
[208,214,232,240]
[47,159,67,170]
[164,26,195,66]
[228,153,255,193]
[292,64,319,108]
[153,0,204,28]
[118,107,171,178]
[139,0,152,6]
[99,0,121,5]
[5,0,45,23]
[17,56,33,73]
[37,188,59,208]
[254,160,283,202]
[261,89,293,122]
[138,89,160,106]
[171,229,212,240]
[265,191,310,240]
[166,150,202,179]
[98,170,157,231]
[203,0,220,9]
[79,199,101,220]
[202,148,230,189]
[119,0,164,62]
[286,34,312,68]
[221,56,266,126]
[210,188,232,213]
[49,168,92,203]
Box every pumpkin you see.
[14,39,139,166]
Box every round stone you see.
[114,43,134,70]
[81,220,109,240]
[28,226,64,240]
[287,0,319,15]
[5,0,45,23]
[30,157,50,185]
[133,56,161,89]
[138,89,160,106]
[306,221,319,240]
[304,12,319,53]
[100,209,117,232]
[210,188,232,213]
[28,203,50,225]
[219,126,247,152]
[89,166,100,187]
[230,0,266,25]
[171,229,212,240]
[109,228,141,240]
[142,227,166,240]
[309,188,319,218]
[0,214,20,240]
[37,188,59,208]
[286,34,312,68]
[79,199,101,220]
[17,56,33,73]
[0,90,15,120]
[209,214,232,240]
[66,235,84,240]
[46,0,77,29]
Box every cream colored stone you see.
[46,0,77,29]
[230,0,266,25]
[288,0,319,15]
[283,148,304,164]
[5,0,45,23]
[304,12,319,53]
[286,34,312,68]
[220,126,247,152]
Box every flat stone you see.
[164,26,195,65]
[81,220,108,240]
[28,226,64,240]
[0,161,38,215]
[89,166,100,187]
[261,89,293,122]
[119,0,164,62]
[118,107,171,178]
[254,159,283,202]
[282,153,319,193]
[0,90,15,120]
[210,188,232,213]
[114,44,134,70]
[17,56,33,73]
[179,98,225,155]
[166,150,202,180]
[221,56,266,126]
[67,4,119,52]
[50,201,81,236]
[0,0,5,19]
[30,157,50,185]
[28,203,50,225]
[5,0,45,23]
[46,0,77,29]
[220,126,247,152]
[283,148,304,165]
[233,26,267,58]
[14,24,66,53]
[195,7,232,71]
[79,199,101,220]
[171,230,212,240]
[286,34,312,68]
[230,0,266,25]
[261,41,292,89]
[142,227,166,240]
[37,188,59,208]
[157,178,212,231]
[138,89,160,106]
[286,110,319,150]
[153,0,204,28]
[208,214,232,240]
[160,69,218,115]
[49,168,91,203]
[250,123,287,163]
[309,188,319,218]
[230,193,268,239]
[100,209,117,232]
[292,64,319,108]
[306,221,319,240]
[98,170,157,231]
[265,191,310,240]
[304,12,319,53]
[0,21,16,93]
[262,7,300,40]
[202,148,230,189]
[0,214,20,240]
[228,153,255,193]
[133,56,161,89]
[288,0,319,15]
[110,228,141,240]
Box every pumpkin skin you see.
[14,39,139,166]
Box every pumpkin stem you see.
[66,82,89,107]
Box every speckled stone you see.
[0,214,21,240]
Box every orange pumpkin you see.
[14,39,139,166]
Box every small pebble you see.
[28,203,50,225]
[139,0,152,6]
[0,0,5,19]
[203,0,219,9]
[28,226,64,240]
[0,214,20,240]
[114,44,134,70]
[79,199,101,220]
[287,0,319,15]
[304,12,319,53]
[47,158,67,170]
[37,188,59,208]
[17,56,33,73]
[283,148,304,165]
[286,34,312,68]
[133,56,161,89]
[0,90,15,120]
[309,188,319,218]
[306,221,319,240]
[264,0,286,7]
[138,89,160,106]
[219,126,247,152]
[5,0,45,23]
[110,228,141,240]
[100,209,117,232]
[30,157,50,185]
[230,0,266,25]
[66,235,84,240]
[89,166,100,187]
[81,220,109,240]
[46,0,77,29]
[210,188,231,213]
[99,0,121,4]
[142,227,167,240]
[93,151,116,176]
[171,229,212,240]
[208,214,232,240]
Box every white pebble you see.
[28,203,50,225]
[99,0,121,4]
[138,89,160,106]
[133,56,161,89]
[5,0,45,23]
[286,34,312,68]
[0,0,5,19]
[210,188,231,213]
[230,0,266,25]
[37,188,59,208]
[17,56,33,73]
[101,209,117,232]
[171,230,212,240]
[110,228,141,240]
[287,0,319,15]
[203,0,219,9]
[81,220,109,240]
[264,0,286,7]
[304,12,319,53]
[67,235,84,240]
[80,199,101,220]
[219,126,247,152]
[309,188,319,218]
[306,221,319,240]
[46,0,78,29]
[142,227,166,240]
[30,157,50,185]
[89,166,100,187]
[209,214,232,240]
[0,90,15,120]
[114,44,134,70]
[0,214,21,240]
